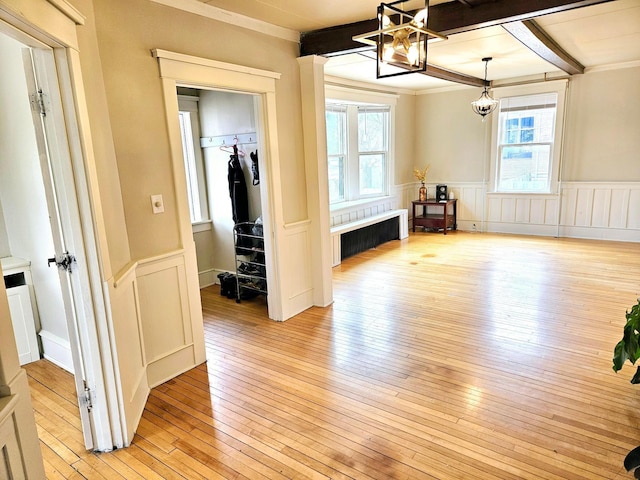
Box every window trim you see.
[325,85,397,208]
[489,80,568,195]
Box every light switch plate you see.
[151,194,164,214]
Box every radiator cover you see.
[340,217,399,261]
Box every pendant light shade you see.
[471,57,498,120]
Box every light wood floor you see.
[26,232,640,479]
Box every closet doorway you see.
[154,49,286,321]
[177,87,269,315]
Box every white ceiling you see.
[187,0,640,92]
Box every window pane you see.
[328,155,345,204]
[358,109,387,152]
[498,144,551,192]
[178,111,201,222]
[497,93,558,193]
[359,154,384,195]
[326,109,346,156]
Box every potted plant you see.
[612,298,640,476]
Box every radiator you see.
[340,216,399,261]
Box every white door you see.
[22,46,113,451]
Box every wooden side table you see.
[412,199,457,234]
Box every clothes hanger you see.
[233,136,246,157]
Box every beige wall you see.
[394,93,417,185]
[563,66,640,182]
[415,88,488,184]
[90,0,306,261]
[71,0,131,276]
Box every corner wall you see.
[415,66,640,241]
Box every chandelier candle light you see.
[471,57,499,120]
[352,1,447,79]
[414,164,430,201]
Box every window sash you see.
[326,103,390,204]
[494,90,560,194]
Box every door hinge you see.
[47,251,76,273]
[31,89,47,117]
[81,381,93,412]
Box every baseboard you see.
[198,269,217,289]
[485,222,559,237]
[558,225,640,242]
[38,330,73,373]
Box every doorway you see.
[0,27,118,452]
[177,87,268,311]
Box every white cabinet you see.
[2,257,40,365]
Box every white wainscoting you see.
[330,196,401,227]
[136,251,199,387]
[559,182,640,241]
[108,262,148,445]
[0,395,27,479]
[414,181,639,242]
[280,220,314,320]
[486,193,560,236]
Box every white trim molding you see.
[149,0,299,43]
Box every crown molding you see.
[150,0,300,43]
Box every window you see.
[491,81,567,194]
[178,96,209,223]
[326,105,346,203]
[325,102,391,204]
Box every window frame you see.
[489,80,568,195]
[325,86,397,208]
[178,95,210,225]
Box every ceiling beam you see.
[299,0,615,57]
[358,51,486,87]
[502,20,585,75]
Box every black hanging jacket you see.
[227,150,249,224]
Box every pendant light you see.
[352,1,447,79]
[471,57,498,120]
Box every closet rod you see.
[200,132,257,148]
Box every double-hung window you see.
[491,81,567,194]
[325,101,391,205]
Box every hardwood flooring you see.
[25,232,640,479]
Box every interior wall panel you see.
[515,198,530,223]
[108,268,148,444]
[575,189,594,227]
[281,223,313,319]
[609,189,628,228]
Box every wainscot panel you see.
[281,222,313,320]
[136,251,197,385]
[108,263,148,445]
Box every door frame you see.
[153,49,286,321]
[0,0,124,451]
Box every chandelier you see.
[352,1,447,79]
[471,57,499,120]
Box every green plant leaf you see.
[612,299,640,380]
[613,340,629,372]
